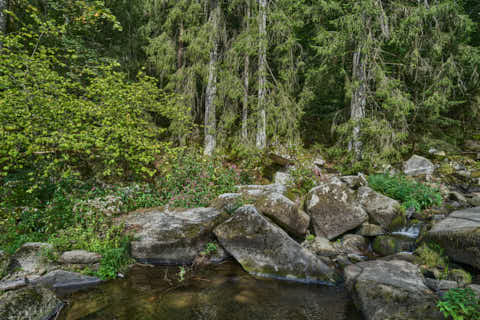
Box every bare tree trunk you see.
[242,1,250,141]
[204,1,219,156]
[0,0,7,49]
[256,0,267,150]
[376,0,389,39]
[349,48,367,160]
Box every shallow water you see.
[58,261,363,320]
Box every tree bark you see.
[376,0,389,39]
[204,1,219,156]
[256,0,267,150]
[242,1,250,141]
[349,48,367,160]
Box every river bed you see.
[58,261,363,320]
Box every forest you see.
[1,1,480,319]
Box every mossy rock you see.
[372,235,415,256]
[0,287,63,320]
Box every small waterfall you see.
[391,224,421,239]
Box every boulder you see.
[10,243,54,275]
[468,284,480,298]
[305,177,368,239]
[121,207,228,264]
[339,234,368,255]
[340,175,367,189]
[465,139,480,152]
[59,250,101,265]
[357,223,385,237]
[255,192,310,237]
[0,250,10,278]
[0,287,63,320]
[31,270,101,294]
[403,155,435,176]
[380,252,416,264]
[372,235,416,256]
[427,207,480,269]
[357,187,402,229]
[0,278,28,291]
[302,237,339,257]
[424,278,459,296]
[468,194,480,207]
[273,172,293,186]
[211,193,243,212]
[235,184,287,196]
[214,205,334,283]
[269,152,294,166]
[345,260,442,320]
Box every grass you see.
[368,174,442,212]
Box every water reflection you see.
[59,262,363,320]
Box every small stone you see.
[59,250,102,265]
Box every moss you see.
[448,269,472,285]
[387,213,407,231]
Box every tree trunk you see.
[0,0,7,49]
[349,48,367,160]
[256,0,267,150]
[376,0,389,39]
[204,1,219,156]
[242,1,250,141]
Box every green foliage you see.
[200,242,218,256]
[178,266,186,282]
[156,152,245,208]
[415,242,449,271]
[368,174,442,212]
[305,234,315,242]
[437,288,480,320]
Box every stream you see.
[58,261,363,320]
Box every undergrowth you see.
[0,151,246,279]
[368,174,442,212]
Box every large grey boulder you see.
[0,287,63,320]
[31,270,101,294]
[345,260,442,320]
[59,250,101,264]
[427,207,480,269]
[305,177,368,239]
[357,187,402,229]
[403,155,435,176]
[256,192,310,237]
[356,223,385,237]
[214,205,335,283]
[121,207,229,264]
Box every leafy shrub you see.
[368,174,442,211]
[437,288,480,320]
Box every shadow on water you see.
[58,261,363,320]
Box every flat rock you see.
[357,187,402,229]
[305,177,368,239]
[345,260,441,320]
[59,250,101,264]
[403,155,435,176]
[31,270,101,293]
[256,192,310,237]
[210,193,243,212]
[0,287,63,320]
[214,205,334,283]
[121,207,228,264]
[427,207,480,269]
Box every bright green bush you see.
[368,174,442,211]
[437,288,480,320]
